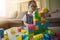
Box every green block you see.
[33,10,38,19]
[43,26,48,30]
[34,30,41,35]
[24,37,30,40]
[46,20,49,23]
[34,38,38,40]
[50,31,55,35]
[38,17,41,22]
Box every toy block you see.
[48,30,52,34]
[40,38,45,40]
[35,26,38,30]
[21,30,26,34]
[33,35,39,40]
[33,22,38,26]
[38,16,41,22]
[27,30,34,35]
[42,8,49,13]
[24,37,30,40]
[56,37,60,40]
[44,34,50,38]
[26,24,35,30]
[34,38,38,40]
[41,17,45,21]
[0,28,4,38]
[16,34,19,37]
[50,35,55,39]
[4,32,9,40]
[53,38,57,40]
[55,32,60,37]
[39,13,43,17]
[16,35,22,40]
[39,33,44,38]
[38,12,41,16]
[33,19,38,22]
[34,30,40,35]
[17,27,21,32]
[33,10,38,19]
[29,33,34,37]
[10,28,15,34]
[22,34,28,40]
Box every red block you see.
[26,24,35,30]
[50,35,55,39]
[55,32,60,37]
[17,27,21,32]
[57,37,60,40]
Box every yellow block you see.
[38,12,41,16]
[48,30,51,34]
[16,35,22,40]
[4,32,9,40]
[42,8,49,13]
[29,33,34,38]
[41,17,45,21]
[21,30,26,34]
[33,19,38,22]
[33,33,44,39]
[39,33,44,38]
[10,28,15,34]
[34,35,39,39]
[35,26,38,30]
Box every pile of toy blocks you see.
[3,8,60,40]
[16,8,60,40]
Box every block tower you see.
[16,8,55,40]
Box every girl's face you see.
[29,2,37,12]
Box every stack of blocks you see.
[15,8,57,40]
[2,8,60,40]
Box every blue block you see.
[45,38,49,40]
[33,22,38,26]
[44,23,50,27]
[22,34,28,39]
[40,38,45,40]
[0,28,4,38]
[16,34,19,37]
[27,29,33,33]
[44,34,50,39]
[38,23,42,30]
[53,38,57,40]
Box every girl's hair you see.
[28,0,37,7]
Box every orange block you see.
[33,19,38,22]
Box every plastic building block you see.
[55,32,60,37]
[22,34,28,40]
[44,34,50,38]
[35,26,38,30]
[41,17,45,21]
[33,19,38,22]
[42,8,49,13]
[57,37,60,40]
[0,28,4,38]
[24,37,30,40]
[40,38,45,40]
[16,35,22,40]
[16,34,19,37]
[39,34,44,38]
[4,32,9,40]
[33,10,38,19]
[29,33,34,37]
[10,28,15,34]
[17,27,21,32]
[34,34,44,40]
[26,24,35,30]
[21,30,26,34]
